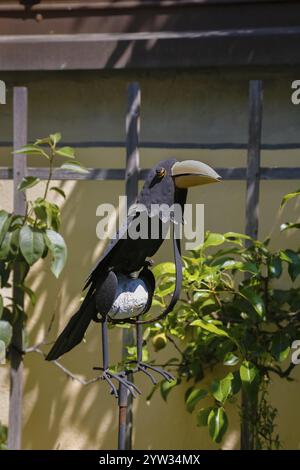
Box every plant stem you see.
[240,386,259,449]
[43,147,54,200]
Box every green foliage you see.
[280,188,300,208]
[44,230,67,279]
[208,407,228,443]
[0,422,7,450]
[146,205,300,448]
[280,188,300,233]
[0,320,12,364]
[185,388,207,412]
[0,133,87,363]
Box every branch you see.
[262,363,296,379]
[165,334,184,356]
[25,345,104,386]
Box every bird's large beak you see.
[171,160,221,188]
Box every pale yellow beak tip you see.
[171,160,221,188]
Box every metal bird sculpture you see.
[46,159,220,397]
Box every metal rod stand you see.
[118,383,128,450]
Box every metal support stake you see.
[117,82,140,450]
[118,381,128,450]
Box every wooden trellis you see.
[0,79,298,450]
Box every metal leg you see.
[137,320,143,363]
[93,319,141,398]
[128,316,175,383]
[102,318,109,370]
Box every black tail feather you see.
[46,287,96,361]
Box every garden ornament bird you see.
[46,159,221,397]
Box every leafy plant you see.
[0,133,87,363]
[146,222,300,448]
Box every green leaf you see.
[0,262,11,288]
[279,250,293,263]
[55,146,75,159]
[153,262,175,278]
[0,232,11,260]
[50,132,62,146]
[156,281,175,297]
[17,176,40,191]
[269,256,282,278]
[10,215,24,230]
[13,144,49,159]
[35,136,51,145]
[231,371,242,394]
[0,320,12,347]
[210,374,233,403]
[60,161,89,174]
[241,287,265,318]
[44,229,67,278]
[10,228,19,255]
[0,295,3,319]
[33,200,61,231]
[240,361,259,384]
[221,260,258,274]
[271,332,291,362]
[208,407,228,443]
[204,233,225,249]
[20,285,37,306]
[151,298,165,308]
[197,407,213,427]
[280,188,300,208]
[19,226,45,266]
[224,232,251,241]
[223,352,239,366]
[0,340,6,365]
[186,388,208,413]
[284,250,300,282]
[50,187,66,199]
[240,361,256,383]
[160,379,178,401]
[0,211,11,246]
[280,222,300,232]
[191,319,229,337]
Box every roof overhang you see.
[0,1,299,71]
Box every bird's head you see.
[171,160,221,188]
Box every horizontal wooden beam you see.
[1,140,300,150]
[1,167,300,181]
[0,1,290,14]
[0,26,300,70]
[3,28,300,44]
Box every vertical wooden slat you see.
[8,87,28,450]
[118,82,140,450]
[125,82,140,206]
[245,80,263,244]
[241,80,263,450]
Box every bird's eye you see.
[156,167,166,178]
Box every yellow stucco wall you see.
[0,70,300,449]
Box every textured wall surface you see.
[0,69,299,449]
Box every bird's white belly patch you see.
[108,274,149,320]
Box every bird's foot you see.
[127,361,174,385]
[93,367,141,398]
